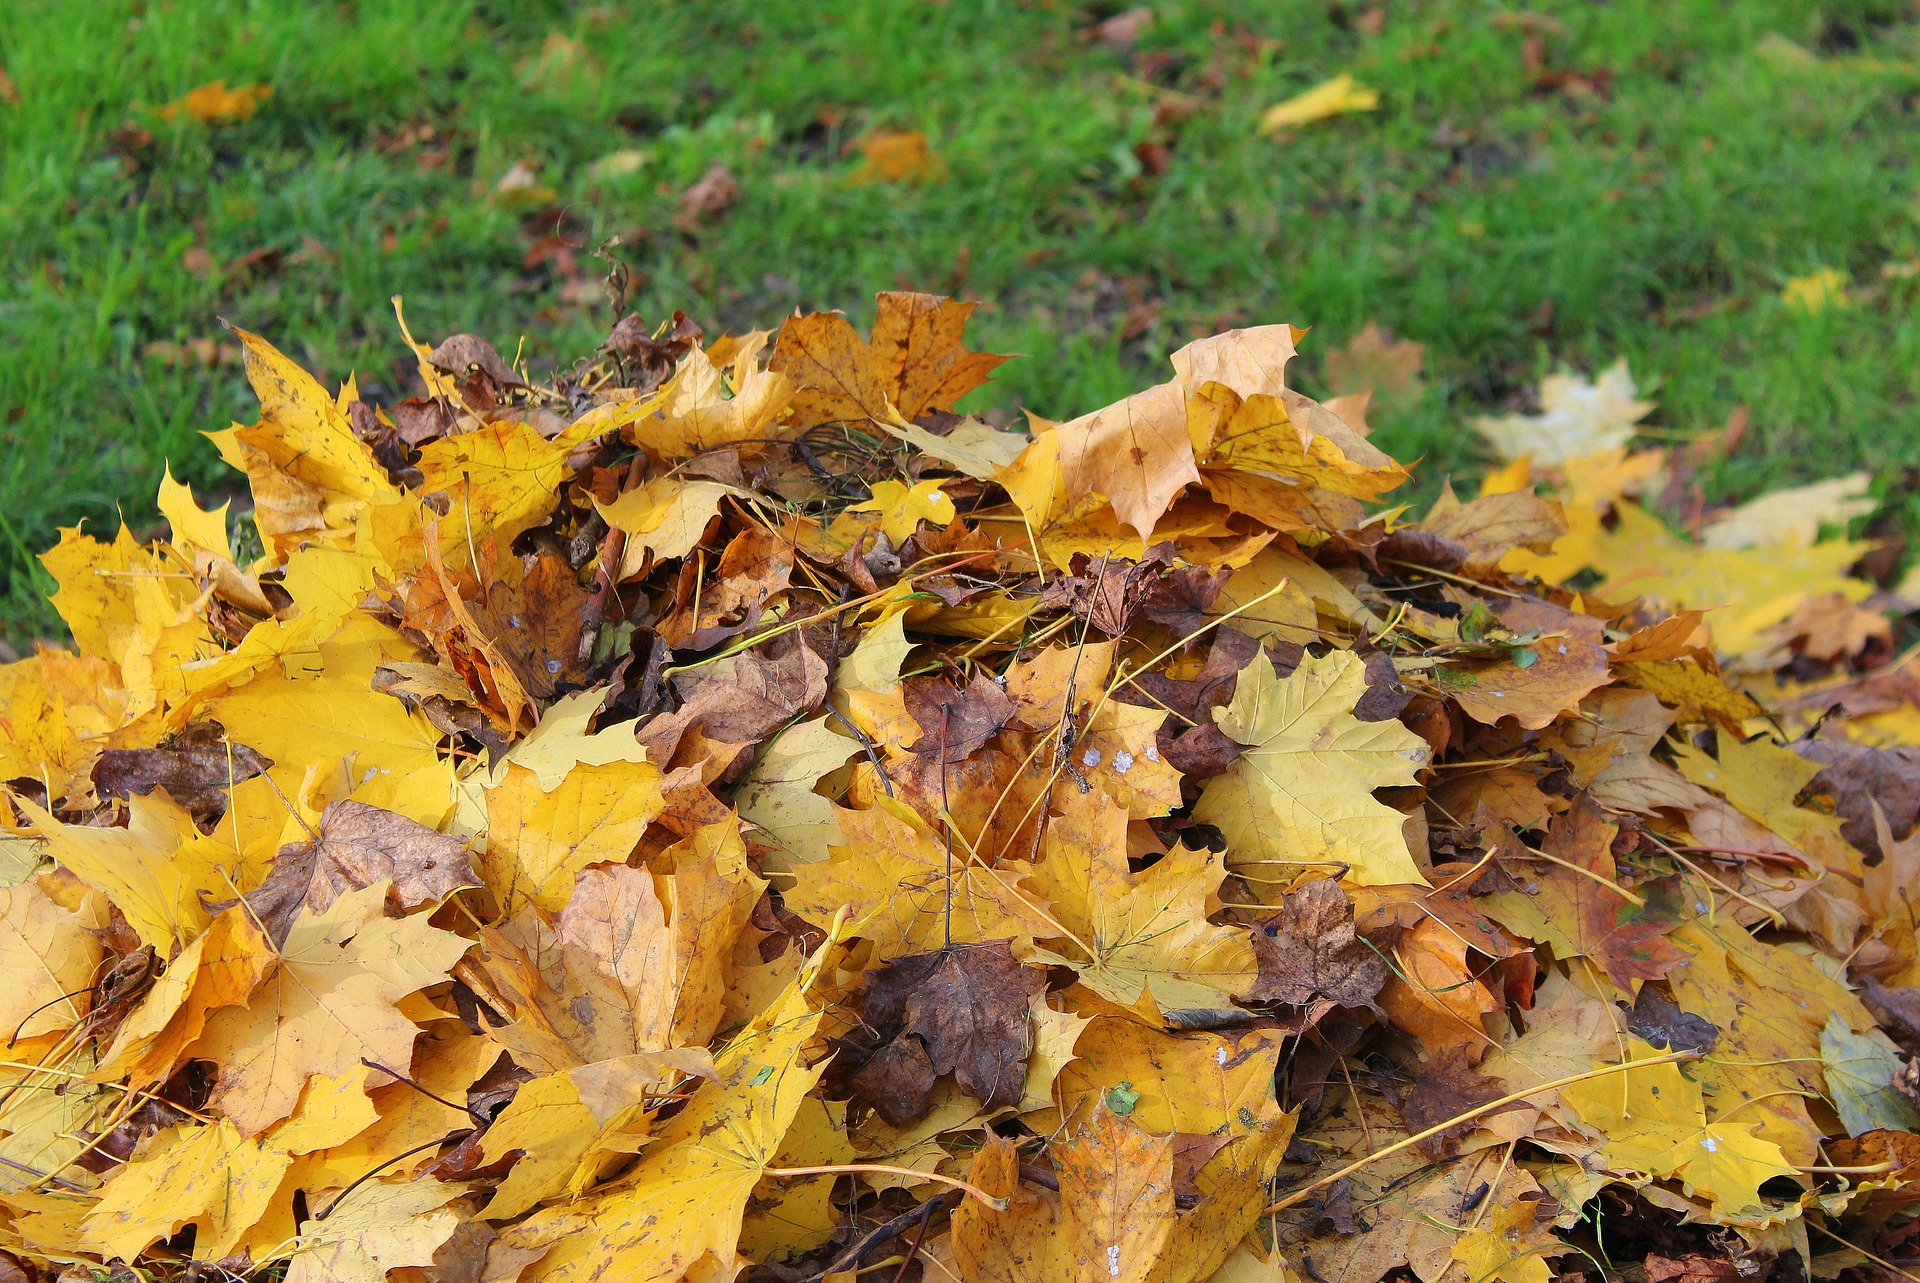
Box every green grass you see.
[4,0,1920,640]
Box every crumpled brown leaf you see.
[217,800,478,945]
[1247,877,1387,1014]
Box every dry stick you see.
[941,712,954,948]
[766,1164,1007,1211]
[805,1191,962,1283]
[1807,1221,1920,1283]
[1264,1049,1701,1214]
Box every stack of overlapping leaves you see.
[3,292,1919,1283]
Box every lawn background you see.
[3,0,1919,640]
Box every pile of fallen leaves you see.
[6,291,1920,1283]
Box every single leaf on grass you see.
[1474,359,1653,466]
[1259,73,1379,133]
[1194,648,1431,887]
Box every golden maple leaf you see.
[1194,648,1430,888]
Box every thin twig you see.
[1266,1050,1700,1213]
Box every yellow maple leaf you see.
[596,477,741,572]
[94,907,275,1088]
[80,1120,290,1263]
[1025,790,1257,1015]
[0,875,103,1044]
[491,980,825,1283]
[479,1049,714,1219]
[1450,1199,1568,1283]
[192,882,470,1135]
[208,326,396,556]
[413,418,574,558]
[156,465,233,560]
[1187,380,1408,499]
[18,792,219,954]
[956,1103,1176,1283]
[481,758,666,916]
[784,802,1057,963]
[281,1177,468,1283]
[1474,359,1653,466]
[851,478,959,546]
[735,716,857,868]
[634,334,794,458]
[1193,648,1430,888]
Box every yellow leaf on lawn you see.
[493,980,826,1283]
[482,758,666,916]
[193,882,471,1135]
[160,79,271,123]
[1475,360,1654,466]
[1259,73,1379,133]
[1195,648,1430,888]
[848,128,947,185]
[1782,267,1849,313]
[80,1120,291,1264]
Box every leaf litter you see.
[2,290,1920,1283]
